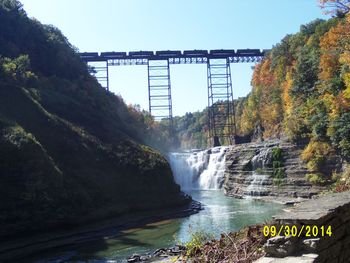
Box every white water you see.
[168,146,228,190]
[245,147,271,196]
[251,147,272,170]
[245,172,268,196]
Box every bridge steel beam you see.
[101,55,263,66]
[147,59,173,124]
[207,58,236,147]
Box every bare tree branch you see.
[319,0,350,15]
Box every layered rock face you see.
[223,141,325,199]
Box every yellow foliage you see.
[301,140,335,172]
[301,141,330,162]
[322,93,339,120]
[273,61,286,84]
[306,35,314,46]
[240,106,254,136]
[340,51,350,65]
[260,102,283,138]
[306,173,327,185]
[282,69,294,116]
[344,85,350,99]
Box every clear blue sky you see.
[20,0,328,116]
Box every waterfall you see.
[168,146,228,190]
[245,148,271,197]
[245,172,268,196]
[251,148,272,170]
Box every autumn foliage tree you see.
[238,14,350,184]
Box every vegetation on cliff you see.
[0,0,188,239]
[239,14,350,185]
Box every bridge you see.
[79,49,268,146]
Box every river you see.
[32,147,282,262]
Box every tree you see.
[0,0,23,12]
[291,46,320,98]
[319,0,350,16]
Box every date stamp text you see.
[263,225,332,238]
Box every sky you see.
[20,0,329,116]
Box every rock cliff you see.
[223,141,326,199]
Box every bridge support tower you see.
[147,59,173,124]
[87,61,109,91]
[207,58,236,146]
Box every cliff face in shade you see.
[0,1,189,239]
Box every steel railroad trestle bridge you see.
[79,49,268,146]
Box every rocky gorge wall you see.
[223,141,327,200]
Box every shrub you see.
[271,147,285,185]
[255,168,264,174]
[306,173,327,185]
[272,147,283,161]
[332,164,350,192]
[185,230,214,256]
[301,140,335,172]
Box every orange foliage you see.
[319,15,350,110]
[248,57,285,137]
[319,21,345,80]
[241,13,350,144]
[319,53,340,80]
[319,18,350,80]
[252,59,274,87]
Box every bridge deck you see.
[79,49,268,65]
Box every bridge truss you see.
[80,49,267,145]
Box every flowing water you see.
[33,147,282,262]
[244,147,272,196]
[245,172,269,196]
[169,146,227,190]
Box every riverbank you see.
[0,199,201,262]
[5,190,282,262]
[138,224,269,263]
[124,191,285,263]
[163,190,350,263]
